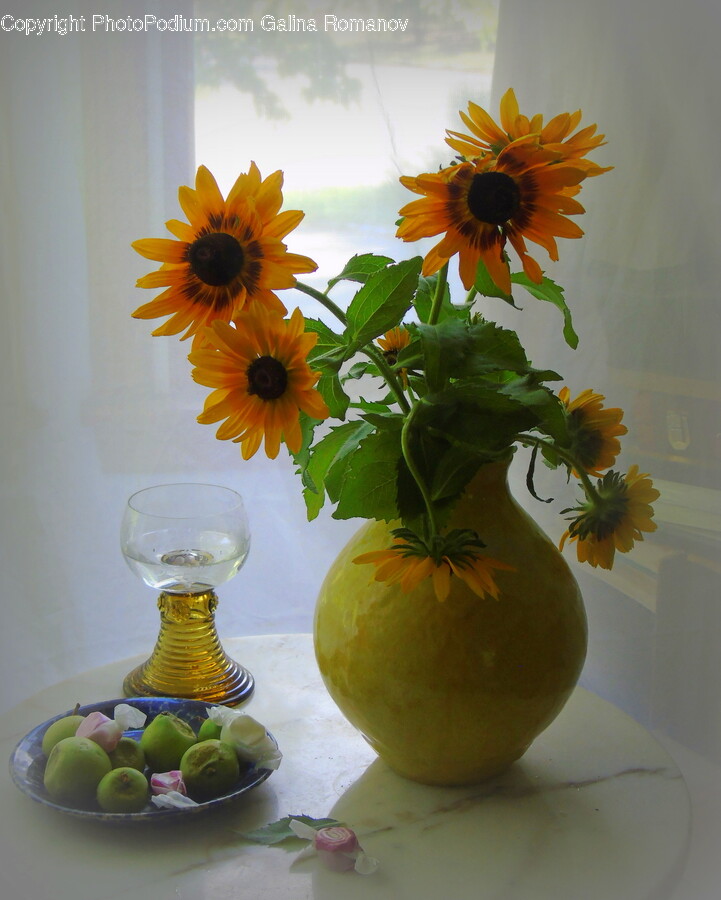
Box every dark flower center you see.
[247,356,289,400]
[188,232,245,286]
[466,172,521,225]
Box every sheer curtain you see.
[0,0,197,712]
[1,0,719,781]
[0,1,496,712]
[491,0,721,771]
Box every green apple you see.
[43,736,112,806]
[180,739,239,801]
[96,767,149,813]
[139,712,196,772]
[108,736,146,772]
[41,714,85,756]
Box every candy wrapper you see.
[289,820,378,874]
[205,707,282,770]
[150,791,199,809]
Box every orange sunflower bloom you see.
[354,529,512,603]
[132,163,317,342]
[397,137,589,293]
[376,326,411,364]
[559,466,660,570]
[446,88,611,179]
[189,307,329,460]
[559,387,627,476]
[376,326,412,384]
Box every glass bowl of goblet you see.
[120,483,254,705]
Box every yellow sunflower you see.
[559,466,660,569]
[354,529,512,603]
[376,326,411,384]
[397,137,589,294]
[189,306,329,460]
[446,88,611,178]
[376,326,411,365]
[560,387,627,476]
[132,164,317,342]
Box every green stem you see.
[295,280,348,327]
[515,433,601,502]
[427,264,449,326]
[464,286,478,305]
[402,403,439,540]
[295,280,410,414]
[364,345,411,414]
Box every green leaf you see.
[413,273,463,322]
[237,815,343,846]
[291,413,321,492]
[342,361,375,381]
[327,253,393,290]
[511,273,579,349]
[429,446,483,503]
[499,377,567,442]
[474,257,518,305]
[345,257,423,348]
[304,318,349,374]
[416,318,530,389]
[332,428,403,521]
[317,372,350,420]
[361,411,405,431]
[302,420,373,519]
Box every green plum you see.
[139,712,196,772]
[43,736,111,806]
[180,739,239,801]
[41,714,85,756]
[197,718,222,742]
[109,736,146,771]
[96,767,149,813]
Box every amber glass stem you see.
[123,589,253,706]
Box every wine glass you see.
[120,483,254,705]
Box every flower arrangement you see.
[132,89,659,602]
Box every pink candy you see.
[313,826,361,872]
[75,711,122,751]
[150,771,187,796]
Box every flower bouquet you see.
[131,88,659,604]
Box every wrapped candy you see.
[150,770,187,796]
[289,820,378,874]
[205,707,282,770]
[75,712,123,752]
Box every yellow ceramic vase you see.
[314,459,587,786]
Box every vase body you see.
[314,460,587,786]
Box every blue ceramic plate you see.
[9,697,277,823]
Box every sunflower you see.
[132,164,317,342]
[559,466,660,569]
[189,306,329,460]
[397,137,589,293]
[446,88,611,178]
[560,387,627,476]
[354,528,512,603]
[376,326,411,384]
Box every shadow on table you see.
[309,755,689,900]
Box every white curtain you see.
[491,0,721,769]
[1,0,720,784]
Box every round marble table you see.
[1,634,690,900]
